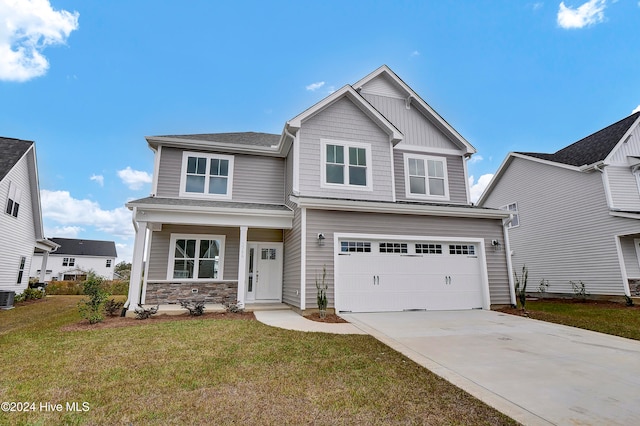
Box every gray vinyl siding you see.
[282,207,302,307]
[0,153,36,292]
[298,97,394,201]
[608,123,640,163]
[303,209,510,309]
[155,146,285,204]
[605,166,640,211]
[362,92,461,151]
[482,157,640,295]
[146,225,240,281]
[247,228,283,242]
[621,237,640,278]
[359,73,406,98]
[394,150,468,204]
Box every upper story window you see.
[63,257,75,267]
[321,139,372,190]
[501,203,520,228]
[106,259,112,268]
[4,181,21,218]
[179,152,234,199]
[403,154,449,200]
[168,234,225,280]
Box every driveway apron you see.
[341,310,640,426]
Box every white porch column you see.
[127,221,147,310]
[39,251,49,283]
[237,226,248,308]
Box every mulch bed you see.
[61,311,255,331]
[304,313,348,323]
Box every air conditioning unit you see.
[0,290,15,310]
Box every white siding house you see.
[479,112,640,297]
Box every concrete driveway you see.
[341,310,640,426]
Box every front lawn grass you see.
[0,296,515,425]
[518,299,640,341]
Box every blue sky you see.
[1,0,639,262]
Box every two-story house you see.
[479,112,640,298]
[1,137,58,300]
[125,65,513,314]
[30,237,118,282]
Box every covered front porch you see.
[617,233,640,296]
[126,197,293,312]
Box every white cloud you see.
[410,50,420,57]
[40,190,133,239]
[557,0,607,29]
[90,174,104,187]
[117,167,152,190]
[467,154,484,165]
[45,225,83,238]
[468,174,494,203]
[532,2,544,11]
[633,105,640,114]
[0,0,79,82]
[306,81,325,91]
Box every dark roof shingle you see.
[157,132,281,147]
[0,137,33,181]
[51,238,118,257]
[518,112,640,167]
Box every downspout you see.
[122,207,139,312]
[502,215,516,307]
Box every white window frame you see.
[167,234,226,281]
[501,202,520,228]
[16,256,26,285]
[106,259,112,268]
[403,153,450,200]
[179,151,234,199]
[4,181,21,218]
[62,257,76,267]
[320,139,373,191]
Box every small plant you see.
[19,288,45,301]
[538,279,550,294]
[181,300,206,316]
[104,298,124,316]
[134,305,158,319]
[224,300,244,313]
[316,265,328,318]
[570,281,589,301]
[78,273,109,324]
[624,295,634,307]
[514,265,528,310]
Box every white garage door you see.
[336,238,486,312]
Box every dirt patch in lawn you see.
[304,313,348,323]
[61,311,255,331]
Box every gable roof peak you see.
[0,136,34,182]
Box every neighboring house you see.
[30,238,118,281]
[479,112,640,297]
[126,65,513,313]
[0,137,58,295]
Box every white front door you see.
[246,242,283,301]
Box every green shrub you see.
[45,280,84,295]
[78,273,110,324]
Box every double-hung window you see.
[62,257,75,267]
[322,140,372,189]
[16,256,26,285]
[403,154,449,200]
[180,152,234,199]
[168,234,225,280]
[4,181,21,218]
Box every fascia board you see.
[354,65,476,155]
[26,146,47,240]
[290,196,510,219]
[604,115,640,164]
[146,136,286,158]
[286,85,403,145]
[127,201,293,218]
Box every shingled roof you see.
[156,132,281,147]
[518,111,640,167]
[50,238,118,257]
[0,137,34,182]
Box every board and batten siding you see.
[361,92,461,151]
[282,207,302,308]
[0,152,36,292]
[297,97,394,201]
[155,146,285,204]
[605,166,640,211]
[146,225,240,281]
[393,150,468,204]
[303,209,510,309]
[482,157,640,295]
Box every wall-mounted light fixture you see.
[491,239,501,251]
[317,233,325,247]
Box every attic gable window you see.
[179,152,234,199]
[4,181,21,218]
[321,139,372,190]
[403,154,449,200]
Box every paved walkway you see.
[253,310,366,334]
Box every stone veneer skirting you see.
[144,281,238,305]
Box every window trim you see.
[178,151,234,200]
[403,153,450,200]
[62,257,76,267]
[320,139,373,191]
[16,256,26,286]
[501,202,520,228]
[4,181,21,218]
[167,234,226,280]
